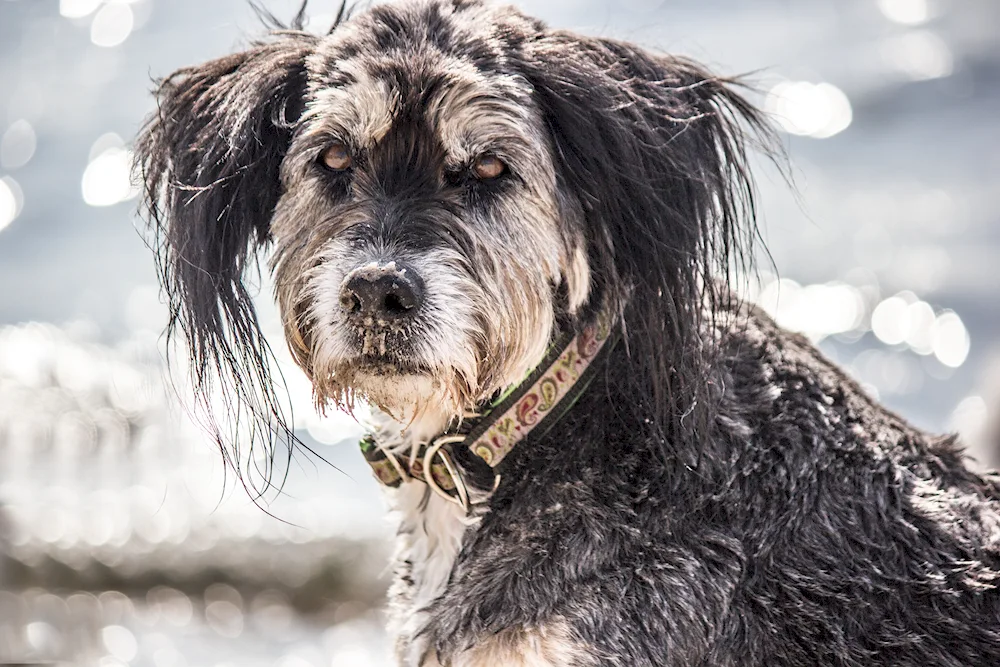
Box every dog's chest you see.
[394,481,474,608]
[372,410,590,667]
[387,485,588,667]
[387,482,476,665]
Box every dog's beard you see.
[307,313,479,423]
[296,244,554,426]
[306,317,554,427]
[314,367,465,430]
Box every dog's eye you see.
[472,155,507,180]
[321,142,353,171]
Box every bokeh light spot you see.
[153,646,187,667]
[949,395,989,450]
[877,0,930,25]
[25,621,62,653]
[205,600,245,639]
[91,3,135,48]
[904,300,936,355]
[1,120,37,170]
[82,144,137,207]
[60,0,103,19]
[931,310,970,368]
[881,30,954,80]
[756,279,866,342]
[102,624,138,661]
[765,81,853,139]
[0,176,24,232]
[871,295,911,346]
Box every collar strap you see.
[360,308,617,511]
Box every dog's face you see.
[137,0,766,454]
[270,3,589,418]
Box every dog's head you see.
[137,0,768,460]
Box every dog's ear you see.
[135,33,317,476]
[518,33,775,457]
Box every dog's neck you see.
[361,309,617,510]
[387,403,457,451]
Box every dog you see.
[135,1,1000,665]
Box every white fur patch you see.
[392,483,479,667]
[368,410,480,667]
[565,243,591,314]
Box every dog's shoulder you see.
[704,302,1000,661]
[717,299,997,485]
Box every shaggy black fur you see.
[429,306,1000,665]
[134,1,1000,664]
[135,30,320,484]
[518,32,771,468]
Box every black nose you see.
[340,262,424,322]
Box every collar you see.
[359,306,618,513]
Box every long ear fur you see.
[135,31,318,490]
[519,34,776,466]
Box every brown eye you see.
[472,154,506,180]
[321,141,353,171]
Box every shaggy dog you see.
[135,1,1000,664]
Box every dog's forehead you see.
[300,1,539,156]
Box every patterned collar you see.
[360,308,617,513]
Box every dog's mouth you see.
[348,325,418,358]
[352,355,431,377]
[342,324,429,376]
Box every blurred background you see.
[0,0,998,664]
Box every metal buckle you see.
[421,434,501,514]
[422,435,471,512]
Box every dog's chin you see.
[318,356,471,429]
[357,369,438,413]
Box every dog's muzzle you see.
[340,261,424,326]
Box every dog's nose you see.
[340,262,424,322]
